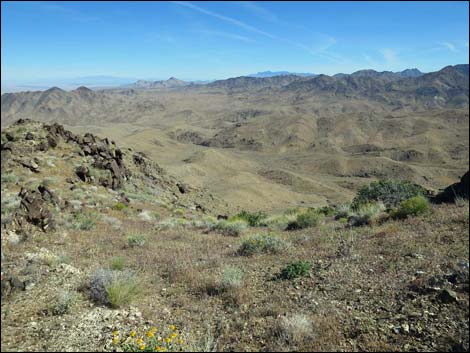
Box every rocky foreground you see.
[1,120,469,352]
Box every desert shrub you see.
[349,202,385,226]
[1,173,17,184]
[275,313,314,346]
[279,261,311,280]
[220,266,244,290]
[191,216,217,230]
[264,214,295,231]
[213,219,247,236]
[391,195,430,219]
[72,212,97,230]
[157,217,190,230]
[112,202,127,211]
[352,179,426,209]
[102,215,122,229]
[287,210,323,230]
[110,256,126,271]
[173,208,186,217]
[316,206,335,216]
[127,234,146,247]
[284,207,301,215]
[50,290,78,315]
[238,233,287,256]
[88,269,141,308]
[110,325,187,352]
[334,203,353,220]
[231,210,267,227]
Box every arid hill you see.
[1,65,468,212]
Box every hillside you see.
[1,65,468,212]
[1,119,468,352]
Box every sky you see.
[1,1,469,87]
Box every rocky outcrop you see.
[16,187,55,231]
[434,171,469,203]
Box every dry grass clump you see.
[213,219,248,236]
[238,233,288,256]
[275,313,315,346]
[88,269,141,308]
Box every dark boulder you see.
[433,171,469,203]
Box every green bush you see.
[287,210,323,230]
[50,290,78,316]
[352,179,426,209]
[112,202,127,211]
[89,269,141,308]
[231,210,267,227]
[72,212,97,230]
[220,266,244,290]
[106,277,142,309]
[238,233,287,256]
[334,204,352,220]
[213,219,247,236]
[279,261,311,280]
[391,195,430,219]
[349,202,385,226]
[110,256,126,271]
[127,234,146,247]
[316,206,335,216]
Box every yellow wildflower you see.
[112,330,119,336]
[178,339,184,344]
[169,325,176,331]
[112,337,120,345]
[151,326,158,333]
[139,344,146,350]
[130,330,137,337]
[171,332,177,339]
[147,331,155,338]
[136,338,144,345]
[165,337,172,343]
[155,346,161,351]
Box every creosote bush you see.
[352,179,426,209]
[279,261,311,280]
[391,195,430,219]
[238,233,287,256]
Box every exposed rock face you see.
[16,187,55,231]
[132,152,163,180]
[434,171,469,203]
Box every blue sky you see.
[1,1,469,85]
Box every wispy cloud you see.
[197,30,256,43]
[171,1,342,62]
[438,41,459,52]
[171,1,277,39]
[236,1,278,23]
[32,2,100,22]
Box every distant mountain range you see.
[247,71,316,78]
[122,77,190,89]
[2,64,468,127]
